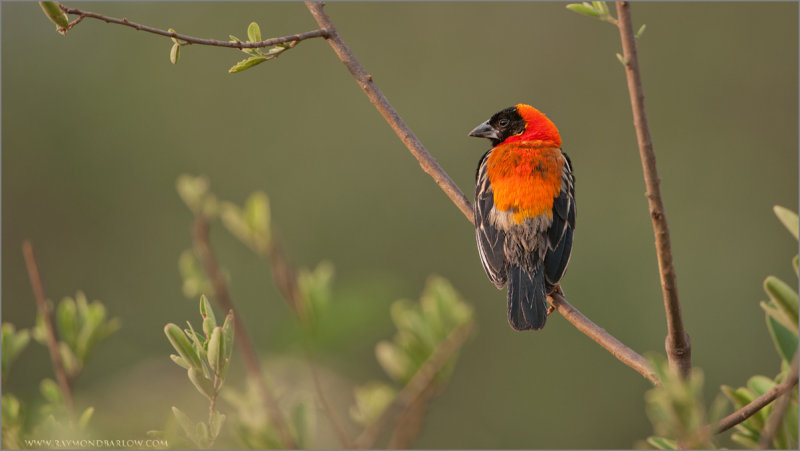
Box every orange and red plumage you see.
[469,104,575,331]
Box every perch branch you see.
[22,240,75,419]
[353,320,474,449]
[757,352,799,447]
[615,1,691,378]
[58,3,329,48]
[191,216,298,449]
[714,357,799,434]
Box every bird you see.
[468,104,575,331]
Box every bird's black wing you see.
[475,150,508,288]
[544,152,576,287]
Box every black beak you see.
[468,120,499,140]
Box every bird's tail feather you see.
[507,265,548,331]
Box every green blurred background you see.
[2,1,797,448]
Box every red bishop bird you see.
[469,104,575,331]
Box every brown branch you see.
[304,1,473,223]
[387,383,439,449]
[757,352,799,448]
[615,1,691,378]
[549,290,659,385]
[58,3,328,48]
[353,320,474,449]
[21,241,75,419]
[714,358,799,434]
[191,216,298,449]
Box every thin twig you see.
[387,383,439,449]
[58,3,329,48]
[353,320,474,449]
[549,290,659,385]
[615,1,691,378]
[714,360,799,434]
[21,241,75,419]
[191,216,298,449]
[304,1,473,222]
[757,352,799,448]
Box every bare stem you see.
[615,1,691,378]
[58,3,328,48]
[757,352,799,448]
[353,320,475,449]
[714,358,799,434]
[21,240,75,420]
[304,1,473,222]
[191,216,298,449]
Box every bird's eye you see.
[498,118,510,128]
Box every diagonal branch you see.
[58,3,328,49]
[615,1,691,378]
[714,355,799,434]
[22,240,75,420]
[191,216,298,449]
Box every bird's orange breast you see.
[486,142,564,224]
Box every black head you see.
[468,106,526,147]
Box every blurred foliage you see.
[645,207,799,450]
[162,296,234,448]
[31,292,121,381]
[719,207,798,450]
[1,291,117,447]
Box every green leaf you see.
[171,406,198,444]
[1,323,30,377]
[793,255,798,276]
[1,394,21,424]
[169,354,191,370]
[56,297,79,349]
[40,378,62,405]
[188,367,215,399]
[78,406,94,430]
[170,43,180,65]
[774,205,799,240]
[207,327,222,374]
[245,191,271,246]
[164,323,203,370]
[747,375,776,396]
[616,52,626,66]
[200,295,217,337]
[349,382,397,426]
[39,2,70,32]
[221,310,234,378]
[247,22,262,43]
[59,342,80,378]
[760,300,797,335]
[764,276,799,327]
[229,56,268,74]
[636,23,647,39]
[766,314,798,363]
[566,3,601,17]
[646,436,676,450]
[209,410,225,440]
[375,340,412,383]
